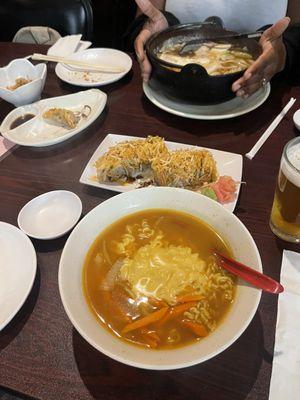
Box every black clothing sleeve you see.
[282,23,300,84]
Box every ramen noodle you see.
[83,209,236,349]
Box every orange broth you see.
[83,209,236,349]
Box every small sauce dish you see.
[18,190,82,240]
[0,58,47,107]
[293,109,300,131]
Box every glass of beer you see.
[270,137,300,242]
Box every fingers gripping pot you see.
[145,20,262,104]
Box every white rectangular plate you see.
[80,134,243,212]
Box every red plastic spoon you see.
[214,251,284,294]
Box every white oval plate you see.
[18,190,82,240]
[55,48,132,87]
[0,222,37,331]
[143,80,270,120]
[0,89,107,147]
[59,187,262,370]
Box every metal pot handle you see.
[204,16,224,28]
[180,63,209,80]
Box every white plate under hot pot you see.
[0,89,107,147]
[143,80,271,120]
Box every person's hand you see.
[232,17,290,99]
[135,0,168,82]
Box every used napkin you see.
[0,137,14,161]
[269,250,300,400]
[47,34,91,57]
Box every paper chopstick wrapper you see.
[246,97,296,160]
[269,250,300,400]
[47,34,91,57]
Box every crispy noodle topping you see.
[95,136,218,188]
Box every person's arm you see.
[232,0,300,97]
[136,0,165,16]
[123,0,179,82]
[232,18,290,98]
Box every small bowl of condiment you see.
[0,58,47,107]
[10,113,36,130]
[0,103,39,139]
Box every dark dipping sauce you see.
[10,113,35,130]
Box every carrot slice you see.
[181,320,208,337]
[148,297,168,308]
[156,301,198,327]
[170,301,198,318]
[176,294,204,304]
[122,307,168,334]
[141,334,159,349]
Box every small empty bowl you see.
[293,109,300,131]
[0,58,47,107]
[18,190,82,240]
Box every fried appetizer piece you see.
[95,136,168,182]
[7,77,32,90]
[152,149,218,188]
[42,108,78,129]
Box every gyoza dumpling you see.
[42,108,78,129]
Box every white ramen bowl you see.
[59,187,262,370]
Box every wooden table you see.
[0,42,299,400]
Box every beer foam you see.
[281,143,300,188]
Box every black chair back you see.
[0,0,93,41]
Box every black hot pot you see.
[145,19,262,105]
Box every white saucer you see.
[293,109,300,131]
[143,80,271,120]
[55,48,132,87]
[18,190,82,240]
[0,221,37,330]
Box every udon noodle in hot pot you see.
[157,41,254,76]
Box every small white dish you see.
[293,109,300,131]
[55,48,132,87]
[0,58,47,107]
[79,134,243,213]
[18,190,82,240]
[143,80,271,120]
[0,221,37,331]
[0,89,107,147]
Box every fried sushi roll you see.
[95,136,168,183]
[152,149,218,188]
